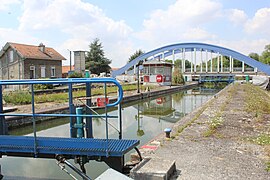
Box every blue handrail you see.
[0,78,123,107]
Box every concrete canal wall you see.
[6,82,198,129]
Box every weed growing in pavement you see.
[248,134,270,145]
[266,162,270,172]
[203,116,224,137]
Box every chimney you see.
[38,43,45,52]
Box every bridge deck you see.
[0,136,139,158]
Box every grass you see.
[244,84,270,118]
[203,84,236,137]
[203,115,224,137]
[3,84,142,105]
[266,162,270,172]
[248,134,270,145]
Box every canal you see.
[2,87,219,179]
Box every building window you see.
[41,66,46,78]
[51,66,56,77]
[9,50,14,63]
[30,66,35,79]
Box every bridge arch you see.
[112,42,270,77]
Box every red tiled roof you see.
[9,42,66,61]
[111,67,119,71]
[62,65,74,73]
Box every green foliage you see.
[266,162,270,172]
[245,84,270,115]
[261,44,270,65]
[249,53,260,61]
[85,38,111,75]
[128,49,144,63]
[34,84,54,90]
[172,68,185,85]
[68,72,83,78]
[4,91,32,104]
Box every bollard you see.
[164,128,172,138]
[75,107,84,138]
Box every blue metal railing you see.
[0,78,124,156]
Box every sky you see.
[0,0,270,68]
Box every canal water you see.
[2,87,219,179]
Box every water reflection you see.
[1,87,219,179]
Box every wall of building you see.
[24,59,62,79]
[0,47,23,80]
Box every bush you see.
[4,91,32,104]
[34,84,54,90]
[172,68,185,85]
[68,72,83,78]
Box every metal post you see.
[104,83,109,157]
[200,49,203,73]
[162,51,165,61]
[76,107,84,138]
[69,50,72,71]
[229,56,232,72]
[183,48,186,73]
[217,52,220,73]
[205,50,208,73]
[211,51,213,73]
[232,58,234,72]
[68,82,76,138]
[0,85,7,135]
[194,48,197,73]
[118,103,122,139]
[86,82,93,138]
[137,64,140,93]
[242,61,245,73]
[31,84,37,157]
[172,50,175,72]
[133,65,136,75]
[221,55,223,72]
[191,49,193,73]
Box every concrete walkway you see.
[139,84,270,179]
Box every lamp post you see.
[67,49,72,71]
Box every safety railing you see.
[0,78,124,156]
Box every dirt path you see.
[143,84,270,179]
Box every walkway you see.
[140,84,270,179]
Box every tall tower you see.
[73,51,86,73]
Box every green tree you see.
[249,52,260,61]
[85,38,111,75]
[261,44,270,65]
[128,49,144,63]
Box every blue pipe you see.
[75,107,84,138]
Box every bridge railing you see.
[0,78,124,155]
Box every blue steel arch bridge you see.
[112,42,270,82]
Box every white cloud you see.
[137,0,222,47]
[182,28,217,40]
[18,0,134,67]
[0,28,40,46]
[227,9,248,26]
[245,8,270,35]
[0,0,21,12]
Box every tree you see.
[249,53,260,61]
[260,44,270,65]
[128,49,144,63]
[85,38,111,75]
